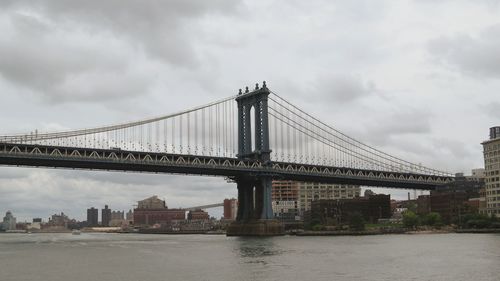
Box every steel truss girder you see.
[0,142,453,190]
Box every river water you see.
[0,233,498,281]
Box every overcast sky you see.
[1,0,499,221]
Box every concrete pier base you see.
[226,220,284,236]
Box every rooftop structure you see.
[137,196,166,209]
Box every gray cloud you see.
[428,24,500,78]
[1,0,241,65]
[370,109,432,136]
[0,12,150,103]
[415,0,500,9]
[288,74,377,106]
[314,74,376,103]
[0,0,498,221]
[0,0,241,105]
[482,102,500,119]
[351,108,434,163]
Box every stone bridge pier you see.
[226,176,283,236]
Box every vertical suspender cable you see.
[202,108,206,155]
[179,114,183,154]
[194,110,198,155]
[172,117,175,153]
[186,112,191,154]
[209,106,212,155]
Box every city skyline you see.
[3,195,226,222]
[1,0,499,221]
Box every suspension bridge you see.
[0,82,453,235]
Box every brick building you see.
[417,195,431,215]
[223,198,238,220]
[133,208,185,226]
[187,209,209,221]
[133,196,185,226]
[430,190,469,223]
[309,194,391,226]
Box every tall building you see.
[2,211,17,231]
[109,210,126,227]
[272,181,361,221]
[126,210,134,222]
[482,126,500,217]
[111,211,124,220]
[87,207,98,227]
[102,205,111,227]
[478,187,487,214]
[223,198,238,220]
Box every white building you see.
[470,168,485,181]
[298,182,360,215]
[2,211,17,231]
[272,181,361,220]
[29,218,42,230]
[482,126,500,217]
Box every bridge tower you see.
[227,82,284,236]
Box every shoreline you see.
[1,229,499,236]
[295,228,500,236]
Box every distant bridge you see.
[182,203,224,212]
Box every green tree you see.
[349,212,365,231]
[422,212,442,227]
[403,211,419,229]
[312,224,324,231]
[456,213,491,229]
[306,218,322,230]
[406,202,418,213]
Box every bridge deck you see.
[0,143,453,190]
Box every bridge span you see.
[0,82,454,235]
[0,142,452,190]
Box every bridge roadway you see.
[0,142,453,190]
